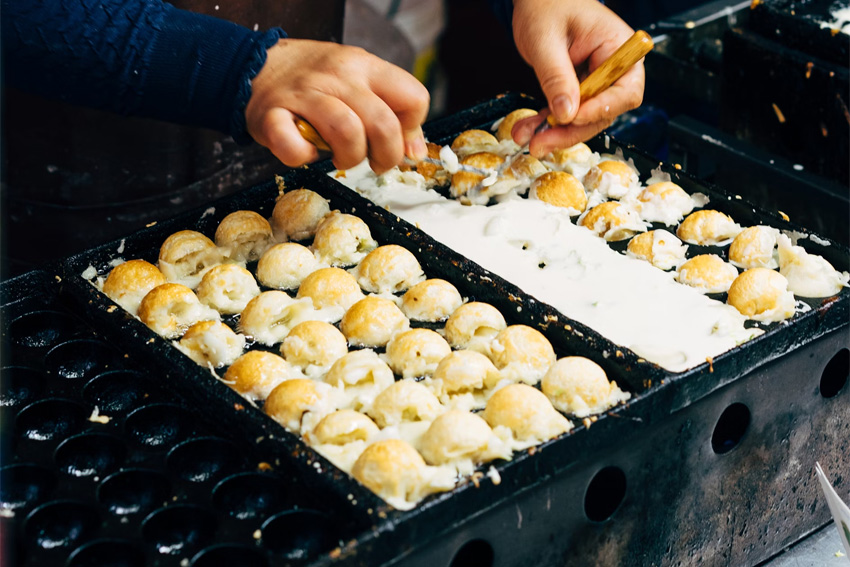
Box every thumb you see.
[529,36,582,125]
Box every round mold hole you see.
[83,371,151,414]
[24,500,99,550]
[125,403,195,448]
[167,437,246,484]
[9,310,80,349]
[261,509,333,560]
[54,433,126,478]
[212,472,287,520]
[711,402,751,454]
[97,469,170,516]
[449,539,495,567]
[584,466,627,522]
[191,544,270,567]
[46,339,120,381]
[0,463,56,511]
[142,505,216,556]
[820,348,849,398]
[66,538,146,567]
[0,366,46,408]
[16,399,89,442]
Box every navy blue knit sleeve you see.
[487,0,514,31]
[1,0,286,142]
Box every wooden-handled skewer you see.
[295,118,331,152]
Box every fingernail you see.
[552,96,574,124]
[406,135,427,161]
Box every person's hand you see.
[245,39,430,173]
[509,0,645,157]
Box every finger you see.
[511,113,549,146]
[572,63,645,126]
[529,118,614,158]
[370,64,430,159]
[523,31,581,124]
[296,95,367,171]
[346,90,406,174]
[254,107,320,168]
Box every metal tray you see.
[3,93,847,566]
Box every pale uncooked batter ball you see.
[635,182,696,226]
[352,244,425,294]
[158,230,225,289]
[138,283,220,339]
[224,350,294,401]
[541,357,630,417]
[340,296,409,348]
[367,379,443,428]
[488,325,556,385]
[311,212,378,267]
[196,263,260,314]
[271,188,330,241]
[777,234,849,297]
[215,210,274,263]
[676,254,739,294]
[257,242,322,290]
[729,226,779,270]
[103,259,167,315]
[401,279,463,322]
[385,329,452,379]
[727,267,796,322]
[175,320,244,368]
[483,383,572,445]
[626,230,688,271]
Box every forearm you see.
[1,0,284,140]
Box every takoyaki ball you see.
[541,357,630,418]
[352,245,425,294]
[399,142,450,187]
[626,230,688,271]
[495,108,538,142]
[544,142,594,170]
[419,410,511,472]
[158,230,225,289]
[444,302,507,351]
[175,320,244,368]
[777,234,849,297]
[578,201,646,242]
[138,283,220,339]
[450,129,499,157]
[430,350,502,406]
[529,171,587,215]
[401,279,463,322]
[312,212,378,267]
[727,268,796,322]
[636,182,696,226]
[450,152,504,200]
[271,188,331,241]
[308,409,380,446]
[351,439,439,510]
[483,384,572,445]
[102,259,167,315]
[385,329,452,379]
[280,320,348,375]
[215,210,274,263]
[224,350,294,401]
[583,160,639,200]
[729,226,779,270]
[676,209,742,246]
[324,349,395,390]
[239,291,320,346]
[256,242,322,290]
[676,254,739,294]
[508,154,548,182]
[488,325,556,385]
[264,378,321,433]
[296,267,364,319]
[367,379,443,428]
[340,296,410,348]
[196,263,260,314]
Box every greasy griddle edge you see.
[54,93,848,566]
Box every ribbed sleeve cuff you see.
[140,5,286,140]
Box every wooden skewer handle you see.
[295,117,331,152]
[548,30,654,126]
